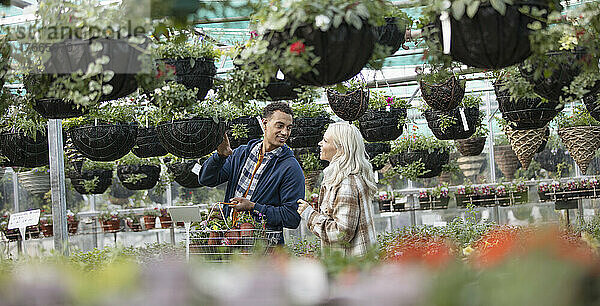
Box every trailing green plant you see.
[493,67,550,102]
[229,123,249,140]
[154,36,222,60]
[291,102,329,118]
[554,104,600,128]
[330,77,365,94]
[0,102,48,139]
[436,113,458,133]
[471,121,489,138]
[371,152,389,168]
[81,160,114,172]
[494,133,510,146]
[298,152,323,172]
[369,91,410,110]
[62,101,137,130]
[461,94,482,108]
[390,133,453,154]
[117,152,161,167]
[396,160,427,181]
[82,177,100,193]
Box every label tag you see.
[8,210,40,229]
[459,107,469,131]
[374,172,379,183]
[386,105,391,112]
[276,70,285,80]
[191,163,202,175]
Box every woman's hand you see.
[297,199,310,215]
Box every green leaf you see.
[333,14,343,28]
[490,0,506,15]
[452,0,466,20]
[466,1,480,18]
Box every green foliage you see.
[369,91,410,110]
[286,237,321,257]
[81,160,114,172]
[298,152,323,172]
[396,160,427,181]
[292,103,329,118]
[390,133,453,154]
[154,39,221,60]
[69,248,115,272]
[436,113,458,133]
[143,208,159,217]
[230,123,249,140]
[82,177,100,193]
[555,104,600,128]
[461,94,483,108]
[117,153,161,167]
[472,120,489,138]
[62,101,137,129]
[123,173,148,184]
[0,102,48,139]
[330,77,365,94]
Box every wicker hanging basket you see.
[504,125,547,169]
[327,89,369,122]
[457,155,486,179]
[265,78,299,101]
[227,116,264,150]
[117,164,161,190]
[132,127,168,158]
[373,17,406,56]
[32,98,87,119]
[494,145,521,180]
[494,82,562,130]
[287,117,332,148]
[358,107,406,142]
[156,118,226,159]
[584,93,600,122]
[455,137,486,156]
[557,126,600,174]
[69,124,137,162]
[167,160,203,189]
[159,57,216,101]
[420,75,465,111]
[389,149,449,178]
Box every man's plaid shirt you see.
[234,141,283,200]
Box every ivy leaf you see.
[466,0,480,18]
[490,0,506,15]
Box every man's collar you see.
[255,141,285,157]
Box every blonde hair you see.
[321,122,377,197]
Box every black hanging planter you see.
[365,142,391,171]
[0,131,49,168]
[358,107,406,142]
[292,146,329,169]
[160,57,217,100]
[268,21,375,86]
[265,78,299,100]
[109,178,136,198]
[167,160,203,188]
[389,149,449,178]
[373,17,406,56]
[424,107,480,140]
[534,147,571,173]
[455,137,486,156]
[227,116,264,150]
[69,124,137,162]
[31,98,87,119]
[71,169,113,195]
[326,89,369,122]
[494,83,562,130]
[434,1,550,69]
[117,164,161,190]
[584,92,600,122]
[132,127,168,158]
[420,75,465,111]
[45,38,142,102]
[287,117,332,148]
[156,118,226,159]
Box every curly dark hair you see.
[262,102,294,119]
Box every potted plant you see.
[67,210,79,235]
[0,102,49,168]
[23,74,87,119]
[494,133,521,181]
[124,212,143,232]
[165,154,207,189]
[70,160,114,195]
[131,103,168,158]
[508,181,529,205]
[326,77,369,122]
[0,211,20,241]
[455,122,488,156]
[116,153,161,191]
[246,0,394,86]
[288,103,332,148]
[538,182,551,202]
[388,133,452,180]
[143,208,159,230]
[358,92,409,142]
[418,183,450,210]
[555,105,600,174]
[39,215,53,237]
[372,7,413,57]
[99,210,121,233]
[418,66,465,111]
[424,94,482,140]
[159,208,173,229]
[376,191,393,212]
[503,124,548,170]
[64,101,138,162]
[226,103,263,150]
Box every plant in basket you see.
[358,92,409,142]
[456,182,474,208]
[423,93,482,140]
[164,154,208,189]
[39,215,53,237]
[455,121,488,156]
[0,101,49,168]
[70,159,113,195]
[509,180,529,204]
[0,211,20,241]
[142,208,159,230]
[116,153,161,191]
[67,210,79,234]
[246,0,396,86]
[297,152,324,194]
[226,102,264,150]
[493,131,521,181]
[17,166,51,195]
[419,183,450,210]
[124,212,142,232]
[130,102,168,158]
[387,132,452,180]
[99,210,121,232]
[417,65,466,111]
[538,182,550,202]
[288,103,332,149]
[326,76,369,122]
[370,6,413,63]
[555,105,600,175]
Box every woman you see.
[297,122,378,256]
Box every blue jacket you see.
[199,139,305,237]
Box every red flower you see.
[156,64,176,79]
[289,41,305,55]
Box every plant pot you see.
[373,17,406,56]
[265,77,299,100]
[101,218,121,232]
[227,116,263,150]
[117,164,161,190]
[25,225,40,239]
[538,191,550,202]
[71,169,113,195]
[132,127,168,158]
[127,219,143,232]
[389,149,450,178]
[534,147,571,173]
[558,126,600,174]
[504,125,548,169]
[457,155,486,179]
[40,220,53,237]
[358,107,406,142]
[378,199,392,212]
[167,160,202,188]
[424,107,480,140]
[0,131,49,168]
[420,75,465,111]
[143,215,156,230]
[365,142,391,171]
[326,89,369,122]
[268,21,375,86]
[18,170,51,195]
[494,83,563,130]
[68,220,79,234]
[494,145,521,180]
[159,57,216,100]
[69,124,138,161]
[45,38,142,102]
[31,98,87,119]
[287,116,332,148]
[434,1,549,69]
[455,137,486,156]
[157,118,226,159]
[159,216,173,229]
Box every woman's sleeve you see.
[299,182,360,245]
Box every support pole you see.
[167,181,175,245]
[48,119,69,256]
[12,169,22,254]
[486,91,496,184]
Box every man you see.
[199,102,305,242]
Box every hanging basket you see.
[287,117,332,148]
[389,149,449,178]
[358,107,406,142]
[494,145,521,180]
[365,142,391,171]
[420,75,465,111]
[268,21,375,86]
[18,170,50,195]
[457,155,486,179]
[132,127,168,158]
[31,98,87,119]
[265,78,299,101]
[537,127,550,153]
[0,131,49,168]
[160,57,217,101]
[109,178,136,198]
[69,124,137,162]
[373,17,406,56]
[424,107,480,140]
[584,93,600,122]
[534,147,571,173]
[117,164,161,190]
[455,137,486,156]
[71,169,113,195]
[227,116,264,150]
[326,89,369,122]
[504,125,547,169]
[558,126,600,174]
[434,1,549,69]
[65,136,86,174]
[495,83,562,130]
[157,118,226,159]
[167,160,202,189]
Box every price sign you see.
[8,210,41,230]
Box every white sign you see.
[168,206,203,223]
[191,163,202,175]
[8,210,41,229]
